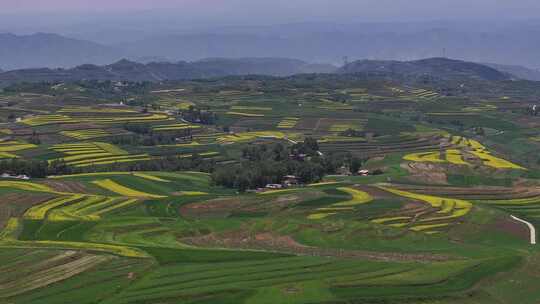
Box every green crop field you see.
[0,72,540,304]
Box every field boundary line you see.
[511,215,536,245]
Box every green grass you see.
[2,76,539,304]
[141,247,292,264]
[448,174,513,187]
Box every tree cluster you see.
[0,154,216,178]
[116,123,193,146]
[181,106,216,124]
[0,159,74,178]
[212,140,365,192]
[77,154,215,174]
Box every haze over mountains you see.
[338,58,512,82]
[0,33,121,70]
[0,58,337,84]
[0,57,520,86]
[2,20,540,77]
[483,63,540,82]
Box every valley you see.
[0,71,539,303]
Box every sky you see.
[2,0,540,39]
[3,0,540,20]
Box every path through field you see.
[511,215,536,245]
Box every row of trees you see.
[0,154,216,178]
[181,106,217,124]
[114,123,194,146]
[0,159,74,178]
[82,154,216,173]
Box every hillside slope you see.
[339,57,513,81]
[484,62,540,81]
[0,58,336,84]
[0,33,122,70]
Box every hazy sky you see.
[4,0,540,20]
[2,0,540,39]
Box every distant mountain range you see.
[0,33,121,70]
[0,58,336,84]
[0,57,525,86]
[339,58,512,82]
[109,22,540,70]
[3,20,540,76]
[483,63,540,82]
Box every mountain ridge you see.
[0,58,337,84]
[0,32,122,70]
[4,21,540,71]
[483,62,540,81]
[338,57,513,82]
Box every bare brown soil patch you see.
[181,231,450,262]
[180,192,322,218]
[42,180,89,194]
[295,118,319,131]
[353,185,393,198]
[232,118,278,129]
[402,162,448,185]
[60,123,102,131]
[0,252,111,298]
[319,136,447,157]
[387,183,540,200]
[0,193,55,228]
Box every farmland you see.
[50,142,153,168]
[0,73,539,304]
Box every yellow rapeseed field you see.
[0,218,20,240]
[378,186,472,219]
[0,181,56,193]
[333,187,373,206]
[470,150,525,170]
[445,149,469,165]
[24,195,85,220]
[404,151,445,163]
[92,179,166,198]
[225,111,265,117]
[217,131,286,143]
[308,187,373,220]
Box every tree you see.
[304,137,319,152]
[349,157,363,174]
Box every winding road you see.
[511,215,536,245]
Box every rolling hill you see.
[0,57,521,85]
[0,58,336,84]
[338,57,513,82]
[484,62,540,81]
[0,33,122,70]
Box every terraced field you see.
[51,142,152,167]
[320,135,445,156]
[0,171,527,303]
[1,74,540,304]
[0,140,37,158]
[277,117,299,129]
[401,136,525,170]
[374,186,472,233]
[60,129,111,140]
[151,122,201,131]
[21,112,170,126]
[216,131,289,144]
